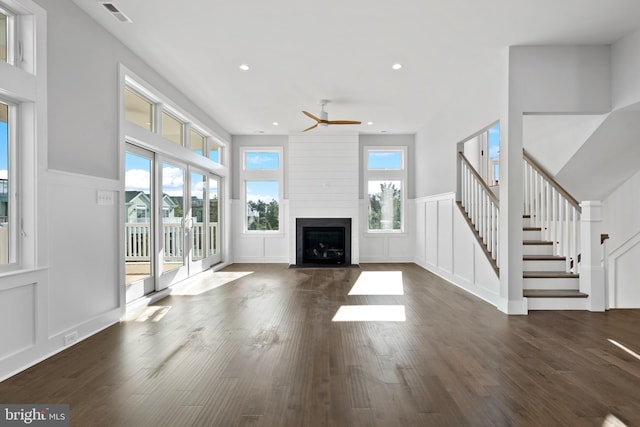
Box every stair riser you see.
[523,260,567,271]
[523,277,579,290]
[523,244,554,256]
[527,297,587,310]
[523,229,542,240]
[523,217,532,228]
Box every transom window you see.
[161,111,183,145]
[124,88,153,131]
[123,80,224,165]
[365,148,407,232]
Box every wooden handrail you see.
[523,149,581,213]
[458,152,499,207]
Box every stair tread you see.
[523,240,553,245]
[524,289,588,298]
[523,271,579,278]
[523,255,566,260]
[523,227,542,231]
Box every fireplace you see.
[295,218,352,266]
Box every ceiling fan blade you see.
[326,120,362,125]
[302,111,321,122]
[303,123,318,132]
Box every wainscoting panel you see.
[415,193,500,307]
[608,231,640,308]
[0,283,35,360]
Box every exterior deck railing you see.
[125,222,217,261]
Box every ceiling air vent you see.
[100,2,132,23]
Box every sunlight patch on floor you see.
[172,271,254,296]
[332,305,406,322]
[125,305,172,322]
[348,271,404,295]
[602,413,627,426]
[608,338,640,361]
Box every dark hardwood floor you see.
[1,263,639,426]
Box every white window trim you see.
[0,0,46,273]
[364,146,407,234]
[121,67,229,169]
[240,146,283,234]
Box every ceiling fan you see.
[302,100,361,132]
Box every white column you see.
[579,201,605,312]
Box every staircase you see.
[522,214,588,310]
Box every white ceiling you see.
[71,0,640,135]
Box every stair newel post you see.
[579,201,605,311]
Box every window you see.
[190,129,204,156]
[161,111,183,145]
[0,0,45,272]
[124,88,153,131]
[365,148,406,232]
[0,102,10,264]
[241,148,282,232]
[488,122,500,185]
[0,9,10,63]
[209,143,220,163]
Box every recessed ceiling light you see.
[392,63,402,70]
[367,121,373,126]
[239,64,250,71]
[272,122,279,126]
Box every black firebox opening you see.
[295,218,352,267]
[303,227,345,264]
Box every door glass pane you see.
[162,112,183,145]
[124,88,153,131]
[368,180,402,231]
[124,152,152,284]
[208,177,219,256]
[191,130,204,156]
[162,162,185,272]
[191,172,205,261]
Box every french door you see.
[125,144,222,302]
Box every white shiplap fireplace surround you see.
[288,132,360,266]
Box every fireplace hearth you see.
[294,218,353,267]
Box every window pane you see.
[0,103,8,264]
[246,181,279,231]
[0,12,7,63]
[245,151,279,170]
[488,123,500,184]
[124,88,153,131]
[368,180,402,231]
[162,112,183,145]
[191,172,205,261]
[367,151,402,170]
[190,129,204,156]
[210,145,220,163]
[208,177,219,256]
